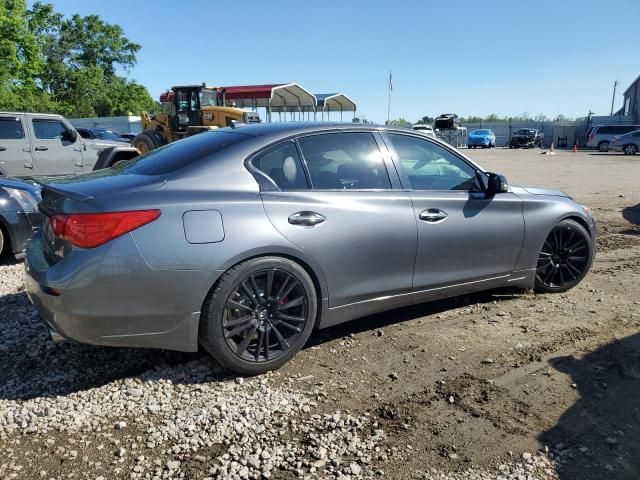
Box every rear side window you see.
[32,119,70,139]
[0,117,25,139]
[297,132,391,190]
[251,142,308,190]
[597,126,614,135]
[119,130,249,176]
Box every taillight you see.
[50,210,161,248]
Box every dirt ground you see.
[281,148,640,479]
[1,147,639,480]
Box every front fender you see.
[516,195,595,271]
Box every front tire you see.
[200,257,317,375]
[534,219,593,293]
[623,144,638,155]
[0,225,5,257]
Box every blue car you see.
[467,129,496,149]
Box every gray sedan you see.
[25,123,596,375]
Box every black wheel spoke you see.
[275,312,306,323]
[223,267,308,363]
[249,275,265,305]
[566,262,582,276]
[224,314,253,328]
[225,319,256,339]
[236,324,259,356]
[254,329,265,361]
[271,324,290,350]
[543,265,555,283]
[568,255,587,262]
[277,296,305,310]
[275,274,291,300]
[227,300,253,312]
[240,282,257,306]
[273,319,302,333]
[265,269,274,300]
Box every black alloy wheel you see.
[200,257,317,375]
[223,268,308,362]
[535,219,593,293]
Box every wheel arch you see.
[560,215,593,238]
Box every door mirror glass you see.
[486,172,509,196]
[62,129,77,142]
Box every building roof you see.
[315,93,357,112]
[218,83,316,110]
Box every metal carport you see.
[315,93,357,121]
[218,83,317,122]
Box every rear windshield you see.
[116,131,249,175]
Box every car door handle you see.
[419,208,448,223]
[288,211,326,226]
[0,146,6,152]
[73,146,82,152]
[22,147,31,153]
[34,146,48,151]
[24,163,33,169]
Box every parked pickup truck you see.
[0,112,123,177]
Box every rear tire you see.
[534,219,593,294]
[200,257,317,375]
[598,141,610,152]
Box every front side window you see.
[32,119,70,140]
[251,142,308,190]
[297,132,391,190]
[0,117,24,139]
[388,134,477,191]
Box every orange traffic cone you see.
[572,143,577,153]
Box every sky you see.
[43,0,640,123]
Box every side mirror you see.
[63,130,77,142]
[486,172,509,197]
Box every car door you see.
[0,114,34,177]
[383,132,525,290]
[29,116,83,175]
[256,132,417,308]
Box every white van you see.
[0,112,122,177]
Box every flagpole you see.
[387,70,392,124]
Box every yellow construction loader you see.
[132,84,260,153]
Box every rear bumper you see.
[24,231,209,352]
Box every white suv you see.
[0,112,122,177]
[586,124,640,152]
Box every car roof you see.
[221,121,419,142]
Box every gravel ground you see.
[1,148,640,479]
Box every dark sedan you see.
[77,128,131,143]
[509,128,543,148]
[25,123,595,375]
[0,177,42,258]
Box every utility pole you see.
[387,70,392,125]
[610,80,618,116]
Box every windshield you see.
[200,89,218,107]
[472,130,490,135]
[516,129,535,135]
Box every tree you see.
[416,115,434,125]
[0,0,154,117]
[386,118,411,126]
[485,113,500,122]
